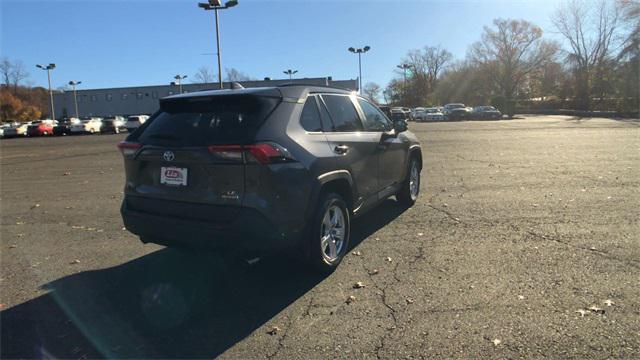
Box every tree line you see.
[366,0,639,117]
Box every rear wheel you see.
[305,193,350,273]
[397,157,420,206]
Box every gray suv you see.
[119,85,422,272]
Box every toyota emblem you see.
[163,151,175,162]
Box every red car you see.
[26,121,55,136]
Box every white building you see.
[53,77,357,119]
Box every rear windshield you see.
[138,95,279,146]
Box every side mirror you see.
[393,120,408,133]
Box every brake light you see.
[207,143,294,164]
[117,141,141,156]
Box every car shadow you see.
[1,199,407,359]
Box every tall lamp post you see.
[348,46,370,93]
[36,63,56,120]
[397,63,410,87]
[198,0,239,90]
[68,80,82,119]
[174,75,188,93]
[283,69,298,81]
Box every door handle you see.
[334,144,349,154]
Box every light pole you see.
[174,75,188,93]
[198,0,239,90]
[397,64,410,87]
[283,69,298,81]
[68,80,82,119]
[348,46,370,94]
[36,63,56,120]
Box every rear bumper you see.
[120,200,290,253]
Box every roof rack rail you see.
[276,83,356,91]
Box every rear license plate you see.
[160,167,188,186]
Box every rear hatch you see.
[121,90,281,223]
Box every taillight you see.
[117,141,141,157]
[207,143,295,164]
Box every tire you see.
[115,128,120,134]
[397,157,421,206]
[43,131,48,136]
[305,192,350,273]
[89,129,95,134]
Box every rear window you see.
[138,95,279,146]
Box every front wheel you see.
[397,157,421,206]
[305,193,350,273]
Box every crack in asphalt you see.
[525,230,640,270]
[426,204,466,226]
[360,261,400,359]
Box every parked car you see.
[71,118,102,134]
[100,116,127,134]
[53,119,73,136]
[119,85,422,272]
[27,120,56,136]
[443,103,471,120]
[2,123,29,138]
[472,106,502,120]
[0,124,11,138]
[424,107,445,121]
[125,115,149,132]
[390,108,411,124]
[412,107,426,121]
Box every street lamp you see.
[174,75,188,93]
[283,69,298,81]
[68,80,82,119]
[397,63,410,86]
[348,46,370,94]
[198,0,239,90]
[36,63,56,120]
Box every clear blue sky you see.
[1,0,563,90]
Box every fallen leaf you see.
[576,309,588,317]
[16,234,24,238]
[417,232,424,236]
[384,257,392,262]
[122,227,127,231]
[16,222,25,225]
[589,246,597,251]
[346,295,356,304]
[588,305,605,314]
[96,229,104,233]
[65,206,73,210]
[406,298,415,304]
[86,227,96,231]
[9,245,17,249]
[492,338,502,346]
[518,295,525,300]
[443,203,448,207]
[30,203,41,209]
[453,217,461,222]
[352,251,362,256]
[70,259,81,264]
[267,326,280,335]
[604,299,614,307]
[353,281,366,289]
[368,269,379,275]
[63,172,71,176]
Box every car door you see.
[319,94,380,207]
[355,98,407,196]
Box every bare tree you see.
[424,46,453,89]
[470,18,558,116]
[10,60,29,93]
[225,68,252,82]
[1,58,12,87]
[193,66,215,84]
[363,82,382,103]
[551,0,623,109]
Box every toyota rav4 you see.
[119,85,422,272]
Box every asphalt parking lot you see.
[1,115,639,359]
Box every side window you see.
[357,98,391,131]
[300,96,323,132]
[321,95,363,132]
